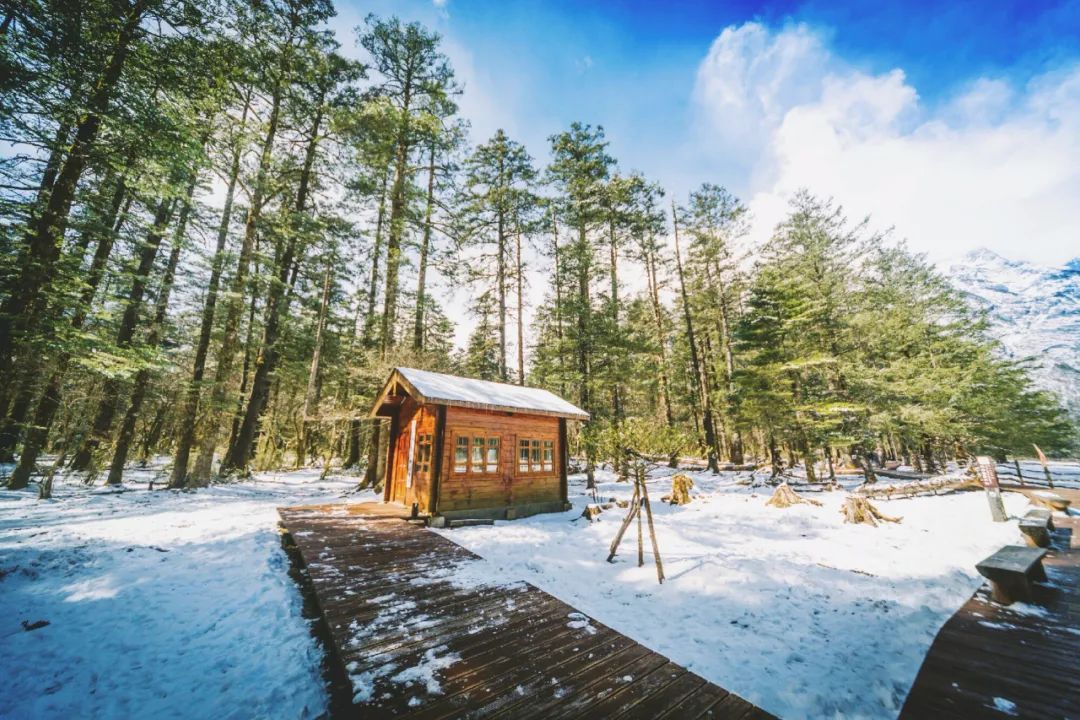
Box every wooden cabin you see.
[370,367,589,525]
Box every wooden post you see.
[606,484,640,563]
[558,418,569,507]
[1013,458,1025,487]
[639,470,665,584]
[975,456,1007,522]
[1033,444,1054,489]
[637,479,644,567]
[428,405,447,516]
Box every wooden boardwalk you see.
[279,502,772,720]
[900,492,1080,719]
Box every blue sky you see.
[332,0,1080,264]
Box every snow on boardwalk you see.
[901,489,1080,719]
[278,502,772,719]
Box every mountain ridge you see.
[944,248,1080,422]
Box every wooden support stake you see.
[639,472,665,584]
[637,484,644,567]
[1034,444,1054,489]
[607,484,640,562]
[1013,458,1025,487]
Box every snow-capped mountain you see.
[944,249,1080,422]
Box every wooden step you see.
[448,518,496,528]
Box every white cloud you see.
[693,22,1080,264]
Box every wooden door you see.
[391,419,411,505]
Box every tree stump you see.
[841,495,901,526]
[669,474,694,505]
[581,504,603,522]
[766,482,822,508]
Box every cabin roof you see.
[370,367,590,420]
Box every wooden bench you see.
[1025,507,1055,530]
[1031,491,1071,512]
[1019,516,1051,548]
[976,546,1048,605]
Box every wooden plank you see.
[438,631,636,719]
[615,671,707,719]
[654,681,729,719]
[489,644,655,720]
[279,502,770,719]
[576,660,687,719]
[405,621,621,720]
[527,648,671,720]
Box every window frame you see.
[516,435,557,476]
[413,431,433,476]
[450,427,502,477]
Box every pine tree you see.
[457,129,539,381]
[360,15,457,355]
[545,123,614,487]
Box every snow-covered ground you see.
[435,467,1043,720]
[0,460,1069,719]
[0,463,375,720]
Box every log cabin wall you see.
[434,406,566,520]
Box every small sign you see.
[975,456,1007,522]
[975,456,1000,489]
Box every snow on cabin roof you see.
[376,367,590,420]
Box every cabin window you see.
[453,432,500,475]
[518,438,556,474]
[454,437,468,473]
[486,438,500,473]
[414,433,433,474]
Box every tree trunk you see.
[380,74,413,355]
[712,260,743,463]
[6,168,138,489]
[361,164,390,348]
[363,421,383,488]
[644,251,675,425]
[921,439,937,474]
[551,207,565,398]
[0,0,147,386]
[170,94,251,487]
[223,103,323,474]
[608,215,623,421]
[298,256,334,467]
[0,169,132,462]
[496,153,508,381]
[575,222,595,490]
[70,192,179,470]
[191,77,285,484]
[106,177,194,484]
[644,248,677,467]
[412,142,436,351]
[672,201,719,472]
[226,282,260,459]
[516,227,525,385]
